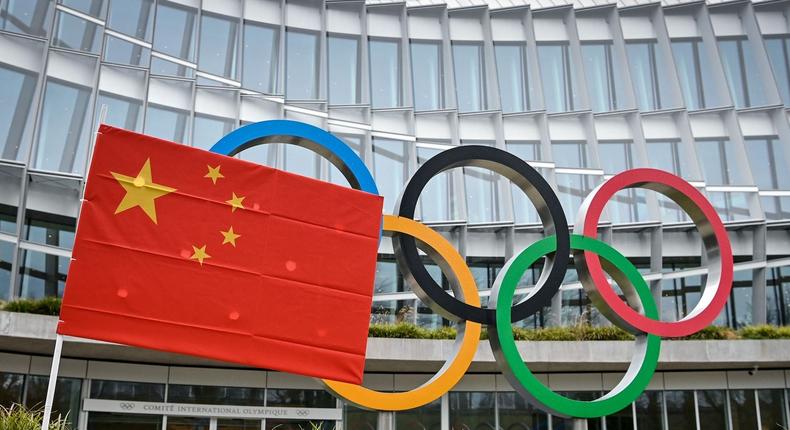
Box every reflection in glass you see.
[449,392,495,430]
[107,0,154,41]
[581,42,625,112]
[369,38,401,108]
[757,389,787,430]
[707,191,752,222]
[495,43,529,113]
[217,419,261,430]
[397,398,440,429]
[61,0,106,18]
[328,35,360,105]
[153,0,197,71]
[104,35,151,67]
[598,142,647,223]
[762,196,790,221]
[453,43,486,112]
[605,402,634,430]
[744,137,790,190]
[718,38,767,109]
[168,384,265,406]
[538,43,578,113]
[553,392,603,430]
[87,412,162,430]
[344,404,378,430]
[327,135,362,187]
[765,36,790,106]
[53,12,102,54]
[0,372,24,408]
[192,114,234,150]
[646,140,684,176]
[199,13,239,80]
[730,389,758,430]
[0,0,53,38]
[555,173,594,222]
[672,39,720,110]
[626,41,670,111]
[497,391,549,430]
[0,240,13,300]
[464,165,498,224]
[372,138,408,214]
[95,92,144,132]
[24,376,81,428]
[411,40,443,111]
[90,380,165,402]
[660,271,703,323]
[144,104,189,144]
[18,249,69,299]
[634,391,664,430]
[417,146,453,221]
[695,139,743,185]
[506,141,541,224]
[34,79,93,174]
[282,144,319,179]
[0,60,38,162]
[167,417,209,430]
[697,390,728,430]
[266,388,335,407]
[286,29,319,99]
[664,390,696,430]
[243,22,278,94]
[766,266,790,326]
[24,210,76,250]
[552,141,587,168]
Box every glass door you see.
[166,417,210,430]
[218,419,262,429]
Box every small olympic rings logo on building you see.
[211,120,734,418]
[120,402,135,410]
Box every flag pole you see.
[41,105,107,430]
[40,334,64,430]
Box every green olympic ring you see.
[488,234,661,418]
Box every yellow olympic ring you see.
[321,215,481,411]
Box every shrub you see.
[1,297,61,316]
[0,404,69,430]
[676,326,738,340]
[739,325,790,340]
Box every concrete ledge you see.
[2,311,788,372]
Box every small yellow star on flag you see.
[190,245,211,265]
[226,192,245,212]
[111,158,176,224]
[204,165,224,184]
[220,226,241,247]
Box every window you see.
[192,115,234,150]
[90,380,165,402]
[766,266,790,326]
[452,42,486,112]
[672,39,720,110]
[551,141,588,168]
[372,138,408,214]
[104,34,151,67]
[744,137,790,190]
[555,173,595,222]
[53,11,102,54]
[730,389,758,429]
[497,392,549,430]
[626,41,671,111]
[537,43,579,112]
[463,142,499,224]
[646,140,684,176]
[0,372,24,408]
[144,105,189,144]
[242,22,278,94]
[708,191,752,222]
[151,0,197,76]
[396,398,440,430]
[24,376,81,428]
[0,60,38,162]
[18,249,70,298]
[718,37,767,109]
[285,29,319,100]
[757,390,788,429]
[664,391,696,430]
[635,391,664,430]
[581,42,626,112]
[107,0,154,41]
[168,384,265,406]
[24,210,76,250]
[661,270,704,323]
[328,35,360,105]
[199,13,239,80]
[695,138,744,185]
[34,79,93,174]
[95,92,144,133]
[416,145,454,221]
[449,392,495,430]
[410,40,443,111]
[282,145,319,179]
[494,43,530,113]
[697,390,728,430]
[369,38,401,108]
[598,141,648,223]
[0,240,11,300]
[344,405,377,430]
[764,36,790,106]
[0,0,53,38]
[328,135,362,187]
[507,141,542,224]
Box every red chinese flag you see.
[57,125,382,384]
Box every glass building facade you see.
[0,0,790,429]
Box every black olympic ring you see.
[394,145,570,325]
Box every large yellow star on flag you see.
[190,245,211,265]
[204,165,224,184]
[111,159,176,224]
[226,192,245,212]
[220,226,241,247]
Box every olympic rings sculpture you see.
[211,120,734,418]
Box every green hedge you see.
[369,322,790,341]
[1,297,61,316]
